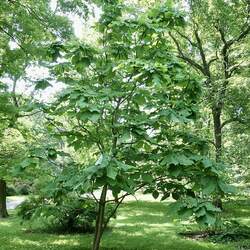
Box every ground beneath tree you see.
[0,199,249,250]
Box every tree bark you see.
[212,107,222,162]
[92,185,107,250]
[0,179,8,218]
[212,107,224,210]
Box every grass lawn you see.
[0,199,249,250]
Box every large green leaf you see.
[107,165,118,180]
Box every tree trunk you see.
[212,107,222,162]
[92,185,107,250]
[212,107,224,210]
[0,179,8,218]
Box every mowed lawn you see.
[0,199,249,250]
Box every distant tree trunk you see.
[212,106,222,162]
[92,185,107,250]
[212,106,224,210]
[0,179,8,218]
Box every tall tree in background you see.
[0,85,18,218]
[169,0,250,161]
[0,0,76,217]
[0,129,26,218]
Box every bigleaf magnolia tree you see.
[46,1,231,249]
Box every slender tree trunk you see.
[92,185,107,250]
[0,179,8,218]
[212,107,224,210]
[212,106,222,162]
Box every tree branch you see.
[208,51,219,67]
[12,79,19,107]
[102,195,125,231]
[173,29,198,48]
[194,29,210,77]
[228,23,250,47]
[91,191,99,203]
[0,26,27,53]
[221,117,244,129]
[18,110,42,118]
[169,32,205,75]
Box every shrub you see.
[210,220,250,242]
[17,196,43,220]
[17,195,113,233]
[16,184,30,195]
[6,183,31,196]
[180,220,250,243]
[6,186,17,196]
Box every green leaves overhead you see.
[71,44,97,72]
[141,173,154,184]
[161,153,194,166]
[171,196,221,226]
[107,164,118,180]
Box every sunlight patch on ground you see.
[10,238,41,246]
[146,222,175,227]
[115,230,144,236]
[238,217,250,224]
[51,239,80,246]
[0,221,11,227]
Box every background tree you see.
[0,0,76,218]
[169,0,250,162]
[0,84,18,218]
[0,128,26,218]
